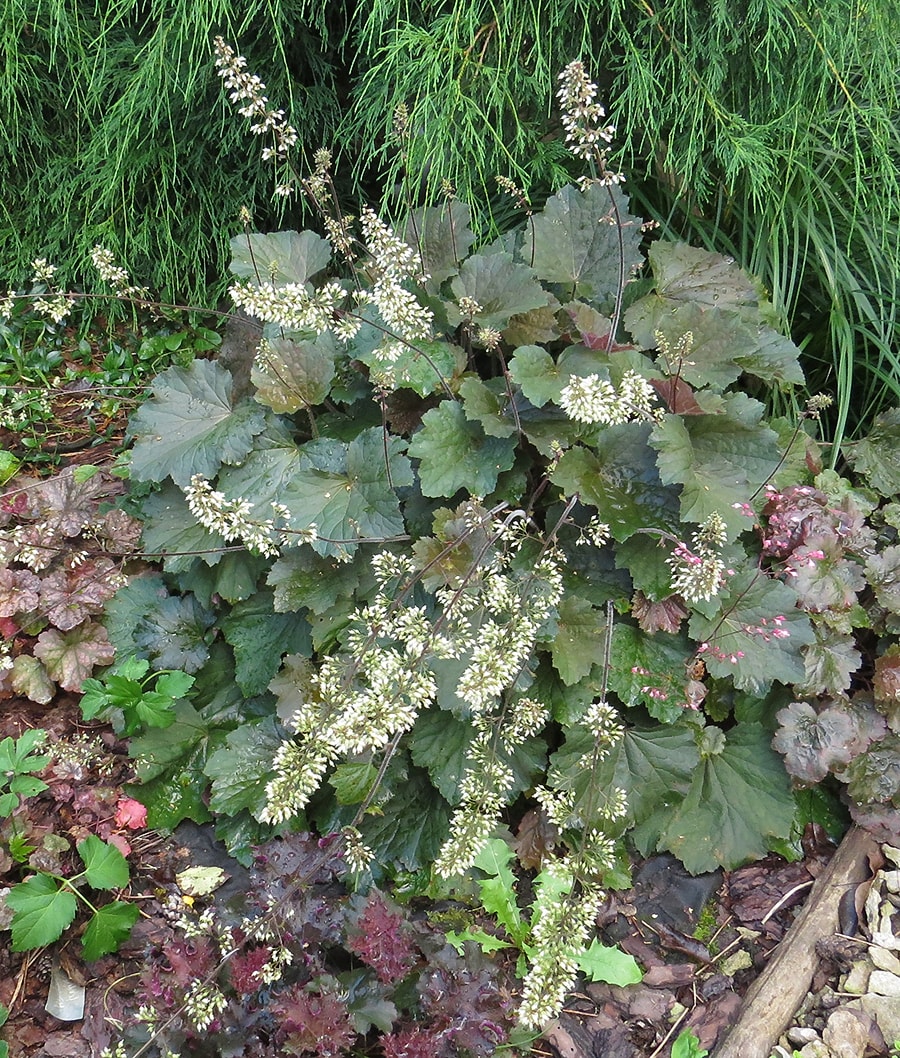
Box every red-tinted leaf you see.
[650,376,704,414]
[39,558,120,631]
[347,890,417,984]
[632,591,688,634]
[0,568,40,616]
[33,621,115,691]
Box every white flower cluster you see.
[262,522,564,843]
[182,474,317,558]
[358,207,433,378]
[668,511,730,604]
[229,277,360,342]
[90,246,148,300]
[560,368,656,425]
[213,37,298,167]
[518,869,604,1029]
[556,60,623,184]
[182,980,228,1032]
[342,824,375,874]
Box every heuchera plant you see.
[0,465,142,702]
[90,47,900,1037]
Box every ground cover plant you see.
[18,46,886,1053]
[4,38,900,1058]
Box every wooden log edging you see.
[713,826,879,1058]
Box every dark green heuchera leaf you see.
[408,708,471,803]
[180,551,270,606]
[409,707,546,806]
[204,717,283,818]
[550,594,609,686]
[449,252,548,329]
[359,766,452,872]
[279,428,413,558]
[102,574,169,657]
[252,334,338,412]
[229,229,331,286]
[220,591,312,697]
[137,484,227,574]
[551,423,680,542]
[689,570,814,694]
[656,723,796,873]
[134,593,215,674]
[216,416,305,514]
[628,241,759,323]
[409,401,516,498]
[403,200,476,292]
[609,624,694,723]
[314,757,452,875]
[650,393,784,540]
[549,723,698,826]
[355,337,465,398]
[128,701,217,828]
[267,549,365,614]
[844,409,900,496]
[523,183,644,304]
[127,359,267,487]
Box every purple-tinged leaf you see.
[773,701,859,784]
[39,558,120,631]
[33,621,115,691]
[0,568,40,616]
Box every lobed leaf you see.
[127,359,267,486]
[577,939,643,985]
[205,718,283,818]
[409,401,516,498]
[229,229,331,286]
[78,834,131,890]
[843,409,900,496]
[449,252,548,329]
[650,393,784,540]
[278,428,413,558]
[523,183,643,304]
[81,902,140,962]
[33,621,115,692]
[656,723,796,873]
[689,571,815,694]
[7,874,77,951]
[252,334,337,412]
[551,423,680,542]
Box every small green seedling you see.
[0,729,50,817]
[5,834,139,961]
[79,658,194,736]
[446,837,643,986]
[671,1027,709,1058]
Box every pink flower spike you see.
[115,797,148,830]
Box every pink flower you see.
[115,797,148,830]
